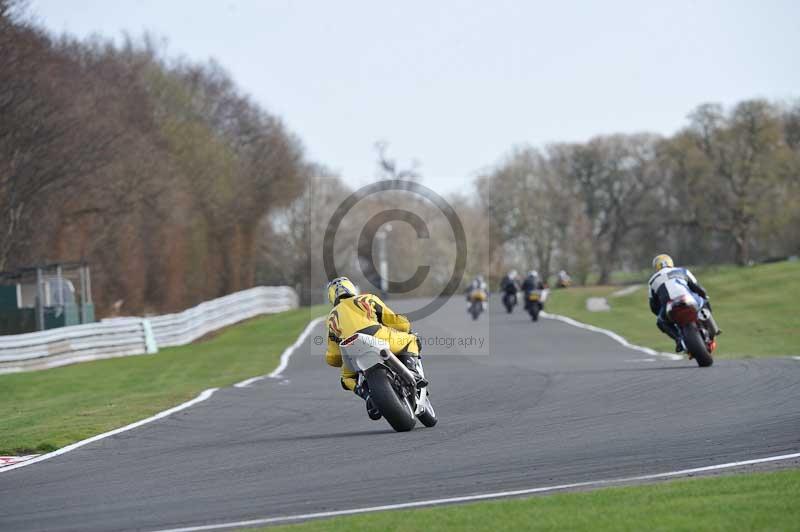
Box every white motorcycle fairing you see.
[339,333,431,417]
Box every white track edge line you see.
[149,451,800,532]
[234,317,324,388]
[1,316,323,473]
[541,311,683,360]
[0,388,219,473]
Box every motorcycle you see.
[525,289,547,321]
[468,289,487,320]
[665,293,718,367]
[339,332,437,432]
[502,291,518,313]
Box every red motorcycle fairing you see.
[666,294,699,326]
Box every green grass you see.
[255,469,800,532]
[545,261,800,358]
[0,305,326,455]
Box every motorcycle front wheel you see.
[683,323,713,367]
[365,366,416,432]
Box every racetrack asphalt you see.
[1,296,798,531]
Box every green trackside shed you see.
[0,262,95,335]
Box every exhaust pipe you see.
[379,349,418,387]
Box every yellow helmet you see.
[327,276,358,305]
[652,254,674,272]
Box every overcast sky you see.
[29,0,800,195]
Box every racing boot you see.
[658,318,684,353]
[703,302,722,336]
[675,337,686,354]
[365,397,382,420]
[707,313,722,337]
[672,326,685,353]
[354,382,382,420]
[398,354,428,389]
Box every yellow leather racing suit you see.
[325,293,420,391]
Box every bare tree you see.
[685,100,791,264]
[548,134,662,283]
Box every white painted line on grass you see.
[541,311,683,361]
[610,285,642,298]
[0,388,219,474]
[148,451,800,532]
[234,317,324,388]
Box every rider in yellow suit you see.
[325,277,420,395]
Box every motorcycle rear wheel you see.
[683,323,713,367]
[365,366,417,432]
[470,303,481,320]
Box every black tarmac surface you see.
[1,296,798,532]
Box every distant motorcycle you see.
[666,293,718,367]
[502,291,518,313]
[468,289,487,320]
[339,333,437,432]
[525,289,548,321]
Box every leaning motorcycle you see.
[666,293,718,367]
[339,333,437,432]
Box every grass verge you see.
[0,305,326,455]
[545,261,800,358]
[256,468,800,532]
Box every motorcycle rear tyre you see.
[365,366,417,432]
[683,323,713,367]
[470,303,481,320]
[504,294,514,313]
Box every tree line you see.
[263,98,800,305]
[4,0,797,316]
[1,1,308,314]
[477,99,800,284]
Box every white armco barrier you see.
[0,286,298,374]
